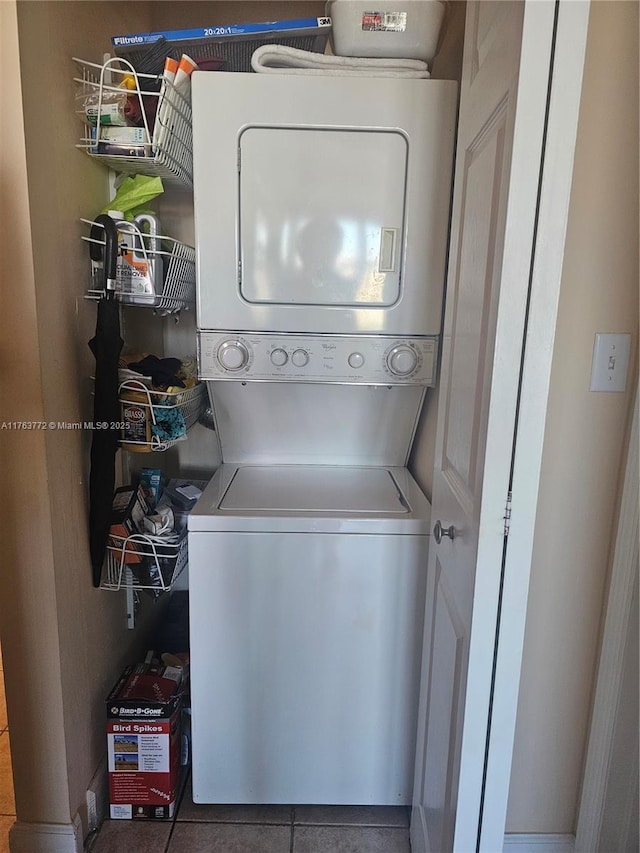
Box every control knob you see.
[270,348,288,367]
[217,340,249,372]
[386,344,418,376]
[291,349,310,368]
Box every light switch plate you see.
[590,333,631,392]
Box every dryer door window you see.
[238,127,407,308]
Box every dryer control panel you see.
[198,331,438,386]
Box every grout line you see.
[164,767,191,851]
[293,822,410,828]
[164,821,176,853]
[290,806,296,853]
[170,818,292,827]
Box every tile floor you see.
[0,650,16,853]
[88,783,412,853]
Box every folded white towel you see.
[251,45,431,78]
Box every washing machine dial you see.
[348,352,365,369]
[291,349,310,368]
[217,339,249,372]
[270,348,288,367]
[386,344,418,376]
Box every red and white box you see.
[106,664,183,819]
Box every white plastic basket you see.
[82,218,196,315]
[101,530,188,592]
[73,57,193,187]
[327,1,446,63]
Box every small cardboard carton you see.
[106,663,183,819]
[108,485,149,564]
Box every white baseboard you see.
[504,834,575,853]
[9,816,83,853]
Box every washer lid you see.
[220,465,408,514]
[189,464,431,534]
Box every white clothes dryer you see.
[188,463,431,805]
[192,72,457,337]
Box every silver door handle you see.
[433,521,455,544]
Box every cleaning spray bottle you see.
[118,213,163,305]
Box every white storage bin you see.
[327,0,446,63]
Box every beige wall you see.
[0,2,70,825]
[152,0,326,30]
[506,0,639,833]
[2,0,162,838]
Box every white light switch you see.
[590,333,631,392]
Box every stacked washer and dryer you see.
[188,70,457,805]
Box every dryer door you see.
[193,73,457,336]
[239,126,406,309]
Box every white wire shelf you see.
[119,380,206,452]
[101,530,188,592]
[82,218,196,315]
[73,57,192,187]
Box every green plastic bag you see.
[101,175,164,220]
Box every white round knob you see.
[387,345,418,376]
[270,348,288,367]
[348,352,365,369]
[218,340,249,371]
[291,349,309,368]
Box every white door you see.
[412,2,588,851]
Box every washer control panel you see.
[198,332,438,385]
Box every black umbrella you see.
[88,214,123,586]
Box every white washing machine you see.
[188,463,430,804]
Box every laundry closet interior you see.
[9,0,463,835]
[87,0,460,812]
[73,0,461,809]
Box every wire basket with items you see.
[101,475,206,593]
[73,56,193,186]
[115,354,205,452]
[82,214,196,315]
[103,529,188,593]
[119,380,206,452]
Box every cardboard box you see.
[106,664,183,819]
[108,485,149,564]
